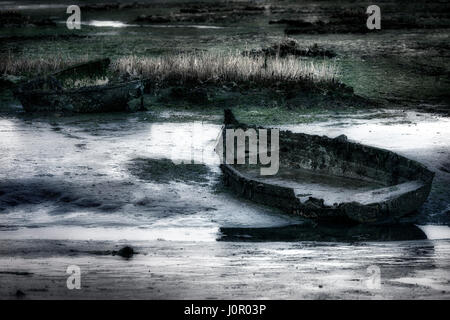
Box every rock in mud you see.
[15,289,26,298]
[115,246,135,259]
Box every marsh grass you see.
[112,51,341,88]
[1,51,341,90]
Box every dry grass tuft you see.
[112,51,340,87]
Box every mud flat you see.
[0,238,449,299]
[0,109,448,299]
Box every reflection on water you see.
[418,225,450,240]
[0,3,68,10]
[67,21,225,29]
[219,223,428,242]
[239,166,385,206]
[84,20,133,28]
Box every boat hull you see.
[16,81,143,113]
[219,110,434,224]
[14,58,143,113]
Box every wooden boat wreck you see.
[218,110,434,224]
[14,58,144,113]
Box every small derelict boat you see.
[14,58,143,113]
[218,110,434,223]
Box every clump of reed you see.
[112,51,340,88]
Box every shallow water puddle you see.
[240,166,385,206]
[418,225,450,240]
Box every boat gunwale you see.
[17,78,143,95]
